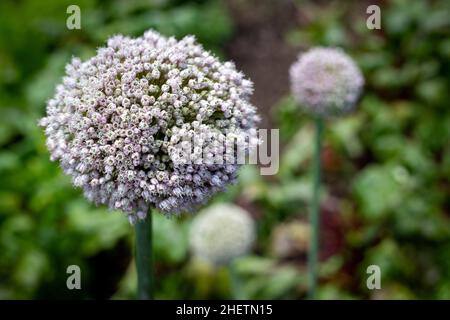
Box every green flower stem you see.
[229,262,244,300]
[135,210,153,300]
[308,116,324,300]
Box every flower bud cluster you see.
[40,30,259,222]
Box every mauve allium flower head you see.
[39,30,259,223]
[189,203,255,265]
[289,47,364,116]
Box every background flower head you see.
[289,47,364,116]
[39,30,259,223]
[189,203,255,265]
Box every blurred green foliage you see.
[0,0,449,299]
[279,0,450,299]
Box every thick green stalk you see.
[135,210,153,300]
[229,262,244,300]
[308,117,324,299]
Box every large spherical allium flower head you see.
[189,203,255,265]
[40,30,259,223]
[289,47,364,116]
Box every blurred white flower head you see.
[189,203,255,265]
[39,30,259,223]
[290,47,364,116]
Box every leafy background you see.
[0,0,449,299]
